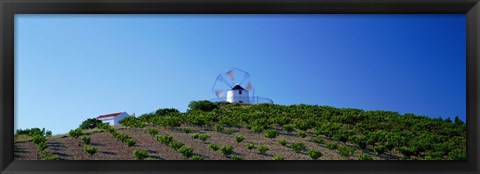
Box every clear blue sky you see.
[15,14,466,135]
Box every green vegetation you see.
[208,144,220,151]
[145,129,159,136]
[198,134,210,142]
[220,145,234,156]
[307,149,323,160]
[169,141,185,150]
[338,146,355,158]
[156,135,174,145]
[81,136,91,144]
[178,146,194,158]
[68,129,83,138]
[279,139,288,146]
[234,135,245,143]
[133,149,149,160]
[191,133,200,139]
[326,142,339,150]
[282,124,295,134]
[273,155,285,160]
[257,144,269,155]
[264,129,278,139]
[84,145,97,155]
[291,142,305,153]
[298,130,307,138]
[79,118,103,129]
[245,143,255,150]
[189,155,204,160]
[230,155,243,160]
[311,137,324,144]
[182,128,192,134]
[358,154,373,160]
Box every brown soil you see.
[14,125,401,160]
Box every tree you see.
[79,118,103,129]
[155,108,180,117]
[188,100,218,112]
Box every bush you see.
[298,130,307,138]
[279,139,288,146]
[225,129,234,135]
[79,118,103,129]
[338,146,355,157]
[81,136,91,144]
[307,150,323,160]
[215,124,224,132]
[178,146,194,158]
[182,128,192,134]
[358,154,373,160]
[326,142,339,150]
[374,145,386,155]
[191,133,200,139]
[253,126,263,133]
[37,141,48,151]
[133,149,149,160]
[84,145,97,155]
[291,142,305,153]
[230,155,243,160]
[169,141,185,150]
[68,129,83,138]
[156,135,174,145]
[220,145,234,156]
[145,129,159,136]
[282,124,295,134]
[264,129,278,139]
[32,135,46,144]
[448,149,466,160]
[126,139,136,147]
[234,135,245,143]
[188,100,218,112]
[245,143,255,150]
[273,155,284,160]
[189,156,204,160]
[198,134,210,142]
[258,144,269,155]
[208,144,220,151]
[311,137,324,144]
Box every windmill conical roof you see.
[231,85,245,90]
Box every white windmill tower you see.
[212,67,254,104]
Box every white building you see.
[96,112,129,126]
[226,85,250,103]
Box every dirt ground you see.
[14,125,400,160]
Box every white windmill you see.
[212,67,273,104]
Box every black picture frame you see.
[1,0,479,173]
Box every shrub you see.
[32,135,46,144]
[298,130,307,138]
[220,145,234,156]
[311,137,324,144]
[178,146,194,158]
[133,149,149,160]
[374,145,386,155]
[40,154,60,160]
[84,145,97,155]
[326,142,339,150]
[156,135,174,145]
[253,126,263,133]
[264,129,278,139]
[188,100,218,112]
[81,136,91,144]
[169,141,185,150]
[291,142,305,153]
[126,139,136,147]
[145,129,159,136]
[198,134,210,142]
[215,124,224,132]
[338,146,355,158]
[191,133,200,139]
[182,128,192,134]
[279,139,288,146]
[257,144,269,155]
[68,129,83,138]
[358,154,373,160]
[225,129,234,135]
[273,155,284,160]
[208,144,220,151]
[234,135,245,143]
[190,156,204,160]
[37,141,48,151]
[79,118,103,129]
[307,150,323,160]
[146,157,158,160]
[245,143,255,150]
[282,124,295,134]
[230,155,243,160]
[448,149,466,160]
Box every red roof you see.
[97,112,124,119]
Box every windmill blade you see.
[215,89,226,98]
[245,81,253,90]
[216,74,233,88]
[226,70,234,80]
